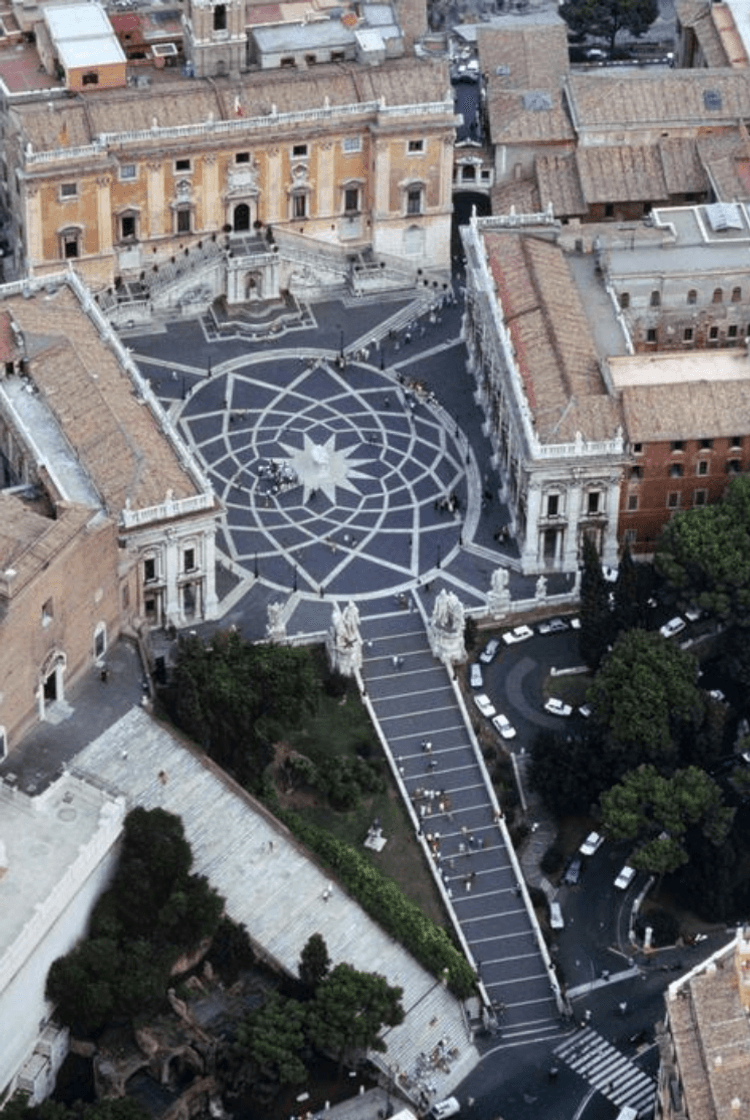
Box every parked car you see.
[544,697,573,717]
[569,616,581,630]
[473,693,496,719]
[579,831,604,856]
[549,901,564,929]
[578,703,593,718]
[614,864,636,890]
[537,617,569,635]
[479,638,501,664]
[469,663,483,689]
[502,625,534,645]
[709,689,726,703]
[684,605,703,622]
[660,616,686,639]
[492,712,516,740]
[563,856,582,885]
[430,1099,460,1120]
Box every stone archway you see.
[38,649,67,720]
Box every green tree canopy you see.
[655,475,750,622]
[299,932,331,990]
[578,535,613,671]
[236,993,309,1086]
[171,629,319,788]
[600,764,734,874]
[3,1097,150,1120]
[560,0,658,53]
[587,629,703,765]
[306,963,404,1066]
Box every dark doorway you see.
[234,203,251,232]
[451,191,491,272]
[44,671,57,702]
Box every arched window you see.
[713,287,723,303]
[732,286,742,302]
[233,203,250,231]
[687,289,697,304]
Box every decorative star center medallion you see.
[278,432,370,504]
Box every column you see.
[25,185,43,268]
[521,480,542,574]
[202,526,219,619]
[265,147,282,223]
[146,161,165,239]
[372,138,390,219]
[162,537,181,626]
[96,176,113,253]
[602,474,621,568]
[202,153,220,231]
[318,140,334,218]
[562,476,583,571]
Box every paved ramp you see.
[359,596,563,1047]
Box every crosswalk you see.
[553,1028,655,1117]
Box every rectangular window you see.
[587,492,600,514]
[728,324,738,338]
[119,163,137,181]
[624,529,637,547]
[671,440,684,452]
[344,187,359,213]
[342,136,362,153]
[293,193,307,219]
[546,494,559,517]
[408,139,425,154]
[304,53,317,66]
[697,459,709,476]
[235,151,250,163]
[184,548,195,572]
[60,182,77,199]
[709,326,719,341]
[121,214,136,240]
[683,327,693,342]
[176,208,191,233]
[62,231,79,259]
[667,492,680,509]
[627,494,638,511]
[694,489,707,506]
[700,438,713,450]
[669,464,683,478]
[731,436,743,448]
[630,466,642,479]
[292,144,308,158]
[280,56,296,67]
[175,158,191,172]
[144,557,156,582]
[407,188,422,215]
[647,328,657,343]
[632,442,642,454]
[727,459,741,474]
[619,292,630,309]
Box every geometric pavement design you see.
[176,350,475,600]
[553,1027,656,1117]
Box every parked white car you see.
[549,901,564,929]
[579,831,604,857]
[430,1099,460,1120]
[473,693,496,719]
[544,697,573,717]
[502,625,534,645]
[492,713,516,740]
[469,663,483,689]
[479,638,501,664]
[660,616,686,639]
[614,865,636,890]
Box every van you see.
[430,1098,460,1120]
[549,901,564,929]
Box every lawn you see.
[280,677,448,928]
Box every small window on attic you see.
[703,89,722,111]
[523,91,552,112]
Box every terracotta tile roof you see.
[487,88,574,144]
[0,309,21,365]
[477,18,569,92]
[621,376,750,442]
[12,59,450,151]
[491,175,541,216]
[576,144,668,203]
[483,231,621,443]
[565,69,750,131]
[659,137,709,195]
[6,286,200,516]
[697,130,750,200]
[535,150,586,215]
[0,493,94,588]
[674,0,731,67]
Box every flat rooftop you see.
[0,774,119,967]
[610,347,750,388]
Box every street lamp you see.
[253,553,259,578]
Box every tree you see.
[655,475,750,623]
[611,543,647,635]
[560,0,658,54]
[299,933,331,990]
[237,993,309,1086]
[529,726,613,816]
[3,1098,149,1120]
[306,963,404,1069]
[587,629,703,766]
[600,764,734,876]
[171,630,319,788]
[578,535,613,670]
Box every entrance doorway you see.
[234,203,251,232]
[44,672,57,703]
